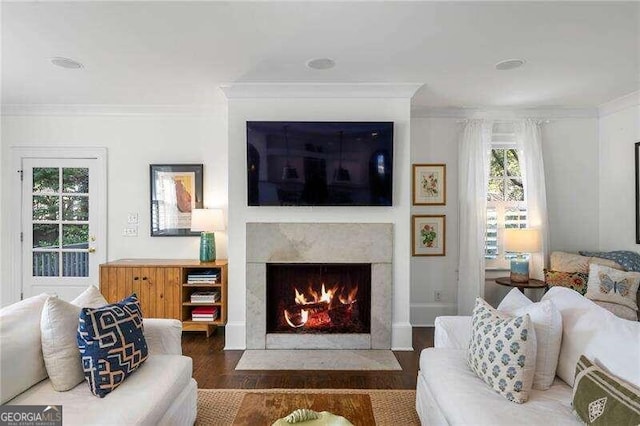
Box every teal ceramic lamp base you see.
[199,232,216,262]
[510,257,529,283]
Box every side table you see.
[494,277,547,294]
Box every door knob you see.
[88,247,96,253]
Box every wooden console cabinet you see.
[99,259,227,337]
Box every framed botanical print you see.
[413,164,446,205]
[150,164,203,236]
[412,215,446,256]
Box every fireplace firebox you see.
[266,263,371,334]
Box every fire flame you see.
[284,283,359,328]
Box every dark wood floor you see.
[182,327,433,389]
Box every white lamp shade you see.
[190,208,224,232]
[503,228,541,253]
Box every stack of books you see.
[191,306,218,322]
[190,291,220,304]
[187,269,220,284]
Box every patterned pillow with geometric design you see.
[467,297,537,403]
[544,269,589,295]
[77,294,148,398]
[573,355,640,425]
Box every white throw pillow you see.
[542,286,640,388]
[467,298,537,403]
[71,285,108,308]
[498,288,563,390]
[586,264,640,311]
[40,286,108,391]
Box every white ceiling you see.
[2,1,639,108]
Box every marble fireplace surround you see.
[246,223,393,349]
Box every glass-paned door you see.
[22,158,104,300]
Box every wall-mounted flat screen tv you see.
[247,121,393,206]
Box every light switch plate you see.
[127,213,139,224]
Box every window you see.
[485,144,528,269]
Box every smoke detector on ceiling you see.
[495,58,526,71]
[306,58,336,70]
[50,57,84,69]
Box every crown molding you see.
[0,104,219,117]
[598,90,640,117]
[411,106,599,119]
[220,83,423,100]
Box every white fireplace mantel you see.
[246,222,393,349]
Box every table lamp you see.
[503,228,541,283]
[191,208,224,262]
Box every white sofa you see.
[0,294,197,425]
[416,287,640,425]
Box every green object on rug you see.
[272,409,353,426]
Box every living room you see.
[1,1,639,425]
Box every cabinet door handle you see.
[142,277,148,281]
[134,277,139,281]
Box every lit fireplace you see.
[266,263,371,334]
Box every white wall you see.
[598,98,640,251]
[410,114,600,322]
[0,96,228,306]
[225,97,413,350]
[410,117,459,325]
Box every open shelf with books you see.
[181,260,228,338]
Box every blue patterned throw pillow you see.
[579,250,640,273]
[77,294,148,398]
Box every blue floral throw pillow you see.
[77,294,148,398]
[467,298,537,403]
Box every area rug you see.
[235,350,402,371]
[196,388,419,425]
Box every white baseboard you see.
[391,322,413,351]
[223,322,246,350]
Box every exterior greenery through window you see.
[485,147,527,268]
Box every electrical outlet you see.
[434,290,442,302]
[122,227,138,237]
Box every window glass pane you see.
[62,252,89,277]
[33,224,59,248]
[489,149,505,176]
[485,207,498,259]
[33,168,59,192]
[33,252,59,276]
[487,178,505,201]
[506,149,521,176]
[33,195,59,220]
[62,196,89,221]
[506,178,524,201]
[63,168,89,193]
[62,224,89,248]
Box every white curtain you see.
[458,119,492,315]
[516,119,550,280]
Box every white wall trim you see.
[6,147,108,306]
[220,83,423,100]
[391,322,414,351]
[223,322,247,350]
[411,106,599,119]
[1,104,218,117]
[598,91,640,117]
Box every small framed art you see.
[413,164,446,205]
[150,164,203,236]
[412,215,446,256]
